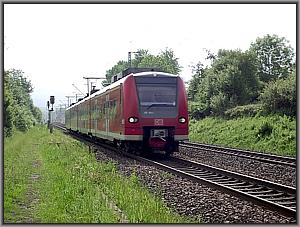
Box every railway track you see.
[53,123,296,218]
[126,154,296,218]
[180,141,296,168]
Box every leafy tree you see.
[137,54,161,69]
[210,92,230,116]
[31,105,43,124]
[213,49,260,104]
[131,49,149,66]
[187,62,205,101]
[259,69,296,116]
[4,80,15,137]
[249,34,295,83]
[103,48,181,86]
[4,69,42,136]
[188,34,295,119]
[192,49,260,117]
[102,60,128,86]
[156,48,181,74]
[192,68,217,117]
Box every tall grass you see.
[4,127,194,223]
[35,136,119,223]
[189,115,296,157]
[4,127,44,222]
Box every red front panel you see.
[176,77,189,135]
[122,75,188,138]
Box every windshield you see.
[136,83,178,117]
[138,85,176,107]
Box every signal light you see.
[50,96,55,104]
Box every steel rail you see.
[180,141,296,167]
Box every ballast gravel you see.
[93,146,296,224]
[174,147,296,188]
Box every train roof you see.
[66,71,179,110]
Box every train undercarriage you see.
[117,127,179,157]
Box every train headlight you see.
[178,117,186,123]
[128,117,139,123]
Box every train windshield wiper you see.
[146,103,175,109]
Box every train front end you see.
[122,71,188,156]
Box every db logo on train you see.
[154,119,164,126]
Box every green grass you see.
[189,115,296,157]
[4,126,195,223]
[4,129,42,222]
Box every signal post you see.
[47,96,55,133]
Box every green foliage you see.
[224,103,263,118]
[259,69,296,116]
[187,62,205,100]
[103,60,128,86]
[4,83,15,137]
[14,107,35,132]
[104,48,181,85]
[188,101,210,120]
[189,115,295,157]
[4,69,42,137]
[188,34,295,119]
[31,106,43,124]
[210,93,230,116]
[156,48,181,74]
[256,121,273,139]
[191,49,259,117]
[210,49,260,105]
[249,34,295,83]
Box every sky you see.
[4,4,297,110]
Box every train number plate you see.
[151,129,168,137]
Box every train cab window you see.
[137,85,176,107]
[135,76,178,117]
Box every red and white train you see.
[65,68,189,156]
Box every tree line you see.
[4,69,43,137]
[187,34,296,119]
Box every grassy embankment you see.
[189,115,296,157]
[4,127,195,223]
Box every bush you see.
[188,101,210,120]
[224,103,263,118]
[4,69,42,137]
[14,107,34,132]
[259,71,296,116]
[4,87,15,137]
[256,121,273,139]
[210,93,231,116]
